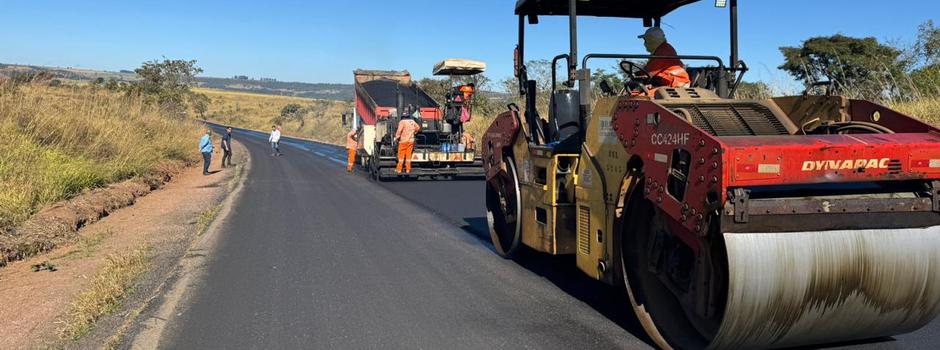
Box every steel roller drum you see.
[708,226,940,349]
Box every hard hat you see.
[638,27,666,41]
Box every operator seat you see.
[548,90,582,154]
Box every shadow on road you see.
[460,216,656,348]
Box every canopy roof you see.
[433,59,487,76]
[515,0,699,19]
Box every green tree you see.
[417,74,502,118]
[915,20,940,67]
[734,81,773,100]
[190,92,210,118]
[591,68,626,96]
[126,59,203,116]
[909,64,940,95]
[501,59,554,115]
[779,35,906,99]
[277,103,305,129]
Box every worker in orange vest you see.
[639,27,690,89]
[458,83,474,101]
[395,109,421,174]
[345,127,360,172]
[460,131,475,150]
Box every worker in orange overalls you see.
[394,108,421,174]
[639,27,690,89]
[345,127,359,172]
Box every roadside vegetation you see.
[59,248,150,340]
[772,20,940,123]
[0,78,202,231]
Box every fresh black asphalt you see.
[160,127,940,349]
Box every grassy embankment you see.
[197,88,350,145]
[0,83,201,231]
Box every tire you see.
[618,178,716,350]
[485,156,522,258]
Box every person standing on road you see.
[394,112,420,174]
[199,128,214,175]
[346,126,360,172]
[269,125,282,156]
[221,127,233,168]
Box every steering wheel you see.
[619,60,653,82]
[619,61,654,96]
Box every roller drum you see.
[710,226,940,349]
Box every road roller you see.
[482,0,940,348]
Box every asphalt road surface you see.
[161,127,940,349]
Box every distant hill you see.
[0,63,354,101]
[197,76,352,100]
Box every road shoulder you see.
[0,141,249,350]
[121,140,252,350]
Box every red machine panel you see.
[612,98,940,243]
[724,133,940,187]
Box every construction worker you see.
[345,127,359,172]
[638,27,690,88]
[460,131,475,150]
[394,111,421,174]
[458,83,475,101]
[409,104,422,124]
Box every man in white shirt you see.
[269,125,282,156]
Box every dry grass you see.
[51,229,114,261]
[891,97,940,125]
[197,88,350,145]
[0,82,202,230]
[196,204,222,235]
[59,248,149,340]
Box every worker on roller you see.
[345,126,360,173]
[638,27,691,89]
[394,107,421,174]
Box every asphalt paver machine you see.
[350,62,485,181]
[482,0,940,349]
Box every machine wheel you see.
[619,178,724,350]
[485,156,522,258]
[369,155,380,181]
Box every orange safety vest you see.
[346,130,358,149]
[646,42,691,88]
[395,119,421,143]
[459,85,474,101]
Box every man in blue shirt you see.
[199,129,214,175]
[221,127,233,168]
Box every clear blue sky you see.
[1,0,936,89]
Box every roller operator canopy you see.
[433,59,487,76]
[515,0,700,19]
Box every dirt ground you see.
[0,142,247,350]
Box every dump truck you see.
[482,1,940,349]
[349,65,484,180]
